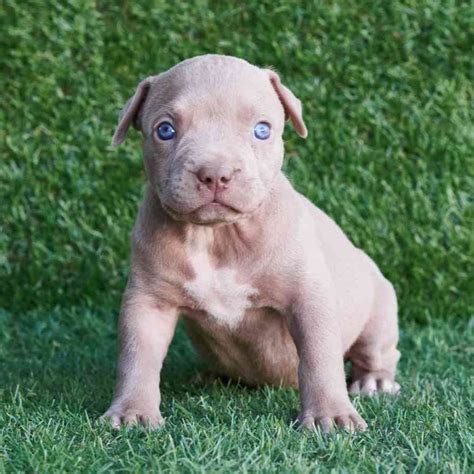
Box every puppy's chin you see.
[163,202,245,226]
[191,203,245,225]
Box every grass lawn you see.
[1,308,473,472]
[1,0,473,472]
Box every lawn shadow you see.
[1,307,298,426]
[1,308,199,416]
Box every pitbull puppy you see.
[103,54,400,432]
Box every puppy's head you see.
[113,55,307,225]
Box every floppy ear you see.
[265,69,308,138]
[111,76,154,147]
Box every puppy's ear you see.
[265,69,308,138]
[111,76,154,147]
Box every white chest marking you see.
[184,235,257,328]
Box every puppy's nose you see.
[196,165,235,192]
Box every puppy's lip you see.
[201,200,241,213]
[161,199,241,220]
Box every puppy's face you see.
[113,55,307,225]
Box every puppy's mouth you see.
[162,199,243,225]
[198,199,241,213]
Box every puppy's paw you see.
[349,375,400,396]
[100,404,164,430]
[296,407,367,433]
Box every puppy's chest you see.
[183,249,258,327]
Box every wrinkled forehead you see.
[142,57,282,129]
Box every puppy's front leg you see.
[102,291,178,429]
[288,287,367,433]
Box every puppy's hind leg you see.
[348,279,401,396]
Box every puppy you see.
[103,55,400,432]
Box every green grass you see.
[1,309,473,472]
[1,0,473,472]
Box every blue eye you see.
[156,122,176,140]
[254,122,271,140]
